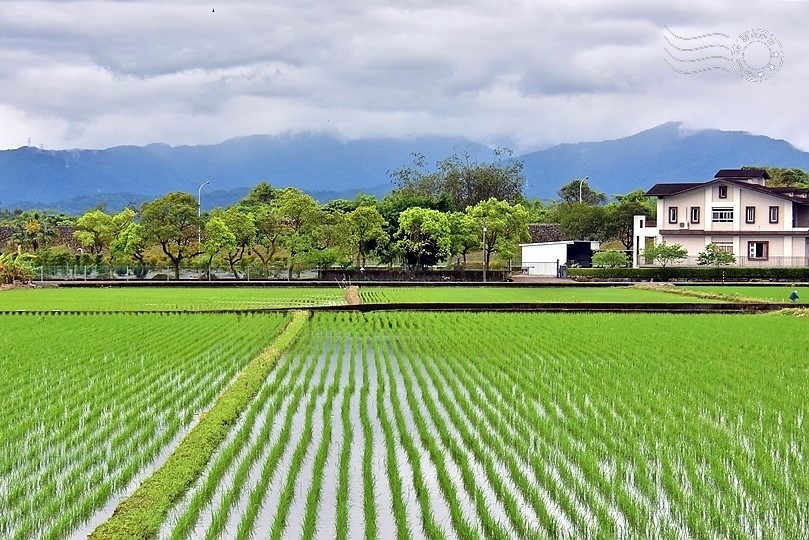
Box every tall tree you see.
[73,208,136,270]
[396,207,452,268]
[466,198,530,275]
[554,203,608,242]
[250,205,282,277]
[603,189,656,250]
[239,182,278,207]
[110,222,148,275]
[346,206,388,267]
[140,192,203,279]
[202,216,237,277]
[447,211,480,265]
[557,179,606,205]
[390,148,525,210]
[220,207,256,278]
[743,166,809,187]
[274,188,324,279]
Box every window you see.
[712,208,734,223]
[668,206,678,224]
[745,206,756,224]
[690,207,700,224]
[769,206,779,223]
[714,243,733,254]
[748,241,769,260]
[718,185,728,199]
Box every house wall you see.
[660,191,704,229]
[737,190,791,232]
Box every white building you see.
[634,169,809,267]
[520,240,600,276]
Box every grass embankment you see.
[90,310,310,540]
[632,283,770,304]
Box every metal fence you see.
[32,265,321,281]
[639,256,809,268]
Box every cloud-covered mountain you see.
[3,123,809,213]
[521,122,809,197]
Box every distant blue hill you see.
[520,122,809,197]
[3,123,809,213]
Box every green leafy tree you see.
[110,222,148,276]
[467,198,530,275]
[554,203,607,241]
[239,182,278,207]
[642,241,687,267]
[249,205,282,277]
[604,189,656,250]
[346,205,388,267]
[140,192,203,279]
[592,249,630,268]
[220,207,256,278]
[743,166,809,187]
[396,207,452,268]
[697,243,736,266]
[73,208,136,274]
[390,148,525,210]
[558,179,606,205]
[274,188,324,279]
[377,190,452,266]
[202,216,237,277]
[447,211,481,265]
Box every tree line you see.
[19,148,778,281]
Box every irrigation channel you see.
[143,311,807,539]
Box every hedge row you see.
[569,266,809,281]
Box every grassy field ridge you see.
[89,310,310,539]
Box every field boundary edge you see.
[88,310,311,540]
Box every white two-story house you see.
[633,169,809,267]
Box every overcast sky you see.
[1,0,807,152]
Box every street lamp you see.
[198,180,210,244]
[482,221,487,283]
[578,176,589,203]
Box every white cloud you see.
[0,0,807,152]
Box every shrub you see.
[592,250,629,268]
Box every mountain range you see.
[3,122,809,213]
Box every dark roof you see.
[715,169,770,179]
[646,178,809,205]
[646,183,702,196]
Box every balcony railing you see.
[639,255,809,268]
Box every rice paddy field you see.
[0,287,346,311]
[136,312,809,538]
[3,288,806,539]
[0,313,289,539]
[681,285,807,304]
[360,286,717,304]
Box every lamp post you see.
[482,221,487,283]
[578,175,589,203]
[198,180,210,244]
